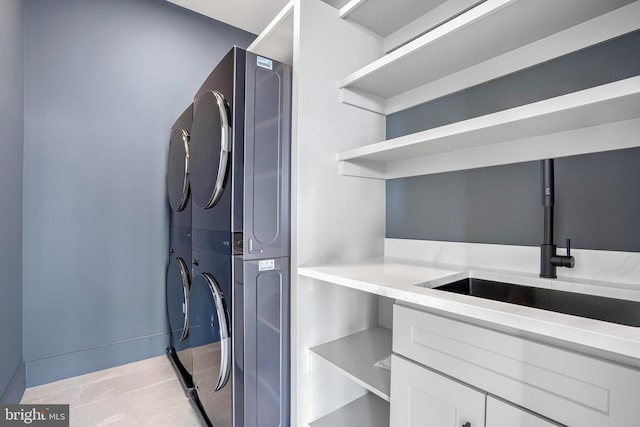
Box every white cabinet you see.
[393,304,640,426]
[390,354,485,427]
[486,397,561,427]
[391,355,564,427]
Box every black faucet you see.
[540,159,575,278]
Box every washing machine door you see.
[190,90,232,210]
[189,271,232,425]
[167,128,191,212]
[166,256,190,343]
[189,272,231,391]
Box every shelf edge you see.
[383,0,485,53]
[382,118,640,179]
[338,0,366,19]
[247,0,294,63]
[310,327,392,402]
[338,76,640,162]
[338,0,515,89]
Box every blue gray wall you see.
[386,31,640,252]
[387,148,640,252]
[0,0,25,403]
[23,0,255,386]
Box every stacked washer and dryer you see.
[166,104,195,390]
[165,47,292,427]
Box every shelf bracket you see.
[339,159,386,180]
[339,88,387,115]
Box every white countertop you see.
[298,257,640,367]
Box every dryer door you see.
[190,272,231,391]
[189,272,232,425]
[167,128,191,212]
[166,256,190,343]
[190,90,232,210]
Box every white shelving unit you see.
[248,1,388,425]
[251,0,640,425]
[309,393,390,427]
[310,327,392,401]
[338,76,640,179]
[339,0,640,114]
[247,0,294,65]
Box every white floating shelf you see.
[310,327,392,402]
[339,0,449,37]
[338,76,640,179]
[339,0,640,114]
[309,393,389,427]
[247,1,294,65]
[340,0,483,53]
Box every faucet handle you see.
[564,238,575,268]
[551,239,575,269]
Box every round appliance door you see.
[167,128,191,212]
[189,272,231,392]
[166,256,190,343]
[190,90,232,210]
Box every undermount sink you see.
[433,278,640,327]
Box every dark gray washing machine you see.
[188,46,291,427]
[166,104,194,391]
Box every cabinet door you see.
[243,257,290,427]
[243,52,292,260]
[390,355,485,427]
[486,397,563,427]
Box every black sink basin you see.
[434,278,640,327]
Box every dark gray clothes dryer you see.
[167,104,193,229]
[188,46,291,427]
[166,104,194,391]
[189,249,233,427]
[166,237,192,387]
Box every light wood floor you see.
[20,355,205,426]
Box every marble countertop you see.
[298,257,640,367]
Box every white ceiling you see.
[166,0,291,34]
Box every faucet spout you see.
[540,159,575,278]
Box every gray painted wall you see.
[387,161,540,246]
[386,31,640,252]
[23,0,255,386]
[0,0,25,403]
[387,148,640,252]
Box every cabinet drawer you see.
[393,304,640,426]
[486,396,562,427]
[390,355,485,427]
